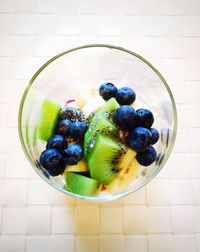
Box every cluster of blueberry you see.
[40,108,88,176]
[99,83,159,166]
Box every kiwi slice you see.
[37,99,61,141]
[84,98,120,159]
[87,134,126,185]
[64,172,99,196]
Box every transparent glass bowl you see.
[18,44,177,202]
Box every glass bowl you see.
[18,44,177,202]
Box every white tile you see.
[100,207,123,233]
[57,0,78,14]
[162,0,185,15]
[120,16,142,36]
[191,155,200,178]
[193,179,200,205]
[183,17,200,37]
[197,234,200,252]
[1,180,27,207]
[120,0,162,15]
[35,14,57,35]
[185,60,200,81]
[171,206,196,234]
[141,38,162,58]
[57,15,79,35]
[79,0,120,15]
[173,129,189,153]
[190,129,200,153]
[14,0,35,13]
[188,82,200,105]
[147,207,171,233]
[124,187,146,205]
[124,236,148,252]
[100,235,124,252]
[27,206,51,235]
[162,16,184,37]
[7,103,18,127]
[0,57,11,79]
[0,129,9,152]
[146,179,170,206]
[169,81,189,105]
[78,15,100,36]
[11,36,35,57]
[0,36,13,56]
[14,14,35,34]
[141,16,165,37]
[0,104,8,128]
[163,59,186,82]
[75,205,99,235]
[0,153,5,179]
[189,106,200,127]
[160,38,184,58]
[176,104,190,129]
[34,36,57,57]
[184,38,200,58]
[124,206,147,234]
[148,234,172,252]
[168,153,192,179]
[2,128,22,152]
[170,180,193,204]
[196,207,200,232]
[5,153,32,179]
[76,236,99,252]
[36,0,58,13]
[51,208,75,234]
[0,0,15,13]
[52,190,75,207]
[0,235,26,252]
[172,235,197,252]
[26,236,51,252]
[2,208,27,234]
[99,197,124,207]
[0,207,2,232]
[99,16,120,36]
[28,181,54,205]
[0,14,14,35]
[51,235,75,252]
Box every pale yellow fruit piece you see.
[118,148,137,170]
[74,84,97,108]
[65,160,88,172]
[82,96,105,118]
[107,158,141,193]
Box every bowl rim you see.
[18,43,177,201]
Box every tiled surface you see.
[0,0,199,251]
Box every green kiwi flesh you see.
[84,98,120,159]
[38,99,61,141]
[64,172,99,196]
[87,134,126,185]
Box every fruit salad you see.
[38,83,159,197]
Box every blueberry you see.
[56,119,72,137]
[99,83,118,101]
[60,107,85,122]
[128,127,152,152]
[69,121,88,141]
[63,144,83,165]
[136,108,154,128]
[39,148,65,176]
[46,135,68,151]
[113,105,137,130]
[116,87,136,105]
[136,146,157,166]
[150,128,159,145]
